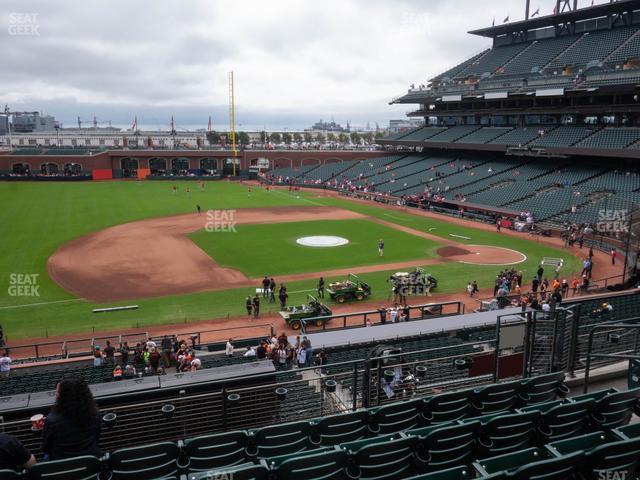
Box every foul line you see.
[0,298,84,310]
[449,234,471,240]
[272,189,325,207]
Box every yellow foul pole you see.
[228,71,237,176]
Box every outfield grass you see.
[0,181,582,340]
[190,219,439,277]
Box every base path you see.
[48,206,364,303]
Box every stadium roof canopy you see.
[469,0,640,38]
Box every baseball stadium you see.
[1,1,640,479]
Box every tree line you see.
[206,130,384,145]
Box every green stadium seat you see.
[248,420,312,458]
[584,437,640,480]
[273,449,349,480]
[403,465,474,479]
[369,398,424,435]
[187,462,270,480]
[473,447,582,480]
[518,372,569,406]
[574,387,640,429]
[526,398,595,443]
[310,410,372,446]
[27,455,101,480]
[613,422,640,440]
[0,471,21,480]
[345,435,423,480]
[471,380,522,415]
[420,421,480,472]
[476,411,541,457]
[183,431,251,472]
[423,389,472,424]
[108,441,180,480]
[545,430,610,456]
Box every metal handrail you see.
[583,322,640,393]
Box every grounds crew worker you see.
[253,295,260,319]
[317,277,325,298]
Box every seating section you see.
[547,26,637,71]
[607,30,640,65]
[455,127,513,144]
[4,381,638,480]
[455,43,531,78]
[427,126,481,143]
[574,127,640,149]
[528,126,599,148]
[500,35,579,75]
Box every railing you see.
[583,323,640,393]
[8,324,275,364]
[0,338,498,457]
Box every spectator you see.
[225,339,234,357]
[119,342,130,365]
[92,346,104,367]
[190,358,202,371]
[149,347,161,373]
[161,336,173,368]
[301,336,312,366]
[123,364,136,379]
[0,351,11,378]
[378,307,387,324]
[42,378,101,460]
[0,433,35,471]
[390,306,398,323]
[244,347,256,358]
[112,365,123,380]
[103,341,115,365]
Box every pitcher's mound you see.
[438,246,471,257]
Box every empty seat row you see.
[3,383,637,480]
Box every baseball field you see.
[0,180,582,340]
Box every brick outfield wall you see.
[0,150,388,174]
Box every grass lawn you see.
[189,219,439,277]
[0,181,583,340]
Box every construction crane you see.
[76,116,113,129]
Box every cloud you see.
[0,0,566,128]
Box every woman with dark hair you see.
[42,377,101,460]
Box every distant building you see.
[0,116,8,135]
[11,112,59,133]
[310,119,349,132]
[388,119,425,134]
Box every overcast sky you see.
[1,0,605,130]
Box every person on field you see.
[253,295,260,318]
[196,204,201,214]
[611,249,617,265]
[262,277,270,298]
[378,239,385,257]
[279,290,288,310]
[245,296,253,316]
[317,277,325,298]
